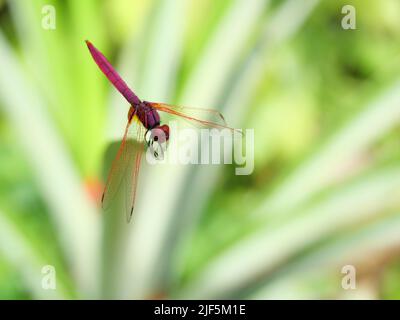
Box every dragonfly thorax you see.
[129,102,161,129]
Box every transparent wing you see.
[146,102,238,131]
[101,114,145,223]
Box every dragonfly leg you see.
[128,106,135,121]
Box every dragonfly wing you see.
[102,114,145,222]
[124,123,145,222]
[147,102,236,131]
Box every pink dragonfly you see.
[86,40,233,222]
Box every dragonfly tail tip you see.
[127,207,134,223]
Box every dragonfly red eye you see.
[159,124,169,141]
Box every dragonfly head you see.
[145,124,170,159]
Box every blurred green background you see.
[1,0,400,299]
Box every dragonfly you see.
[86,40,234,222]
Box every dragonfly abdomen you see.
[86,40,141,105]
